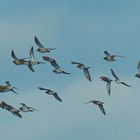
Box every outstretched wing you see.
[104,50,111,56]
[137,61,140,73]
[20,103,27,107]
[106,82,111,96]
[53,93,62,102]
[27,64,35,72]
[50,60,61,69]
[120,82,131,87]
[38,87,48,90]
[34,36,44,48]
[71,61,82,65]
[111,69,119,81]
[98,104,106,115]
[29,46,35,60]
[83,68,91,82]
[11,50,18,60]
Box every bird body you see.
[19,103,37,112]
[0,81,17,94]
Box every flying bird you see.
[34,36,56,53]
[43,56,70,74]
[19,103,38,112]
[71,61,91,82]
[27,47,45,72]
[11,50,29,65]
[111,69,131,87]
[0,101,22,118]
[104,50,125,62]
[85,100,106,115]
[38,87,63,102]
[100,76,113,96]
[135,61,140,78]
[0,81,18,94]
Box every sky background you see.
[0,0,140,139]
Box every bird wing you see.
[111,69,119,81]
[29,47,35,60]
[83,68,91,82]
[27,64,35,72]
[106,82,111,96]
[34,36,44,48]
[13,111,22,118]
[137,61,140,73]
[104,50,111,56]
[20,103,27,107]
[98,104,106,115]
[120,82,131,87]
[71,61,82,65]
[11,50,18,60]
[11,89,18,94]
[51,60,61,69]
[5,81,11,86]
[53,93,62,102]
[38,87,48,90]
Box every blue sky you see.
[0,0,140,140]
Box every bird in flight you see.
[135,61,140,78]
[0,101,22,118]
[99,76,113,96]
[111,69,131,87]
[38,87,63,102]
[11,50,29,65]
[0,81,18,94]
[27,46,45,72]
[85,100,106,115]
[43,56,70,74]
[34,36,56,53]
[71,61,91,82]
[104,50,125,62]
[19,103,38,112]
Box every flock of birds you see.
[0,36,139,118]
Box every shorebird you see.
[19,103,38,112]
[28,47,45,72]
[0,81,18,94]
[0,101,22,118]
[11,50,29,65]
[135,61,140,78]
[38,87,63,102]
[104,50,125,62]
[43,56,70,74]
[85,100,106,115]
[111,69,131,87]
[71,61,91,82]
[100,76,113,96]
[34,36,56,53]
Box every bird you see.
[85,100,106,115]
[19,103,38,112]
[11,50,29,65]
[34,36,56,53]
[27,46,45,72]
[38,87,63,102]
[104,50,125,62]
[0,101,22,118]
[99,76,113,96]
[0,81,18,94]
[135,61,140,78]
[71,61,91,82]
[43,56,70,74]
[111,69,131,87]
